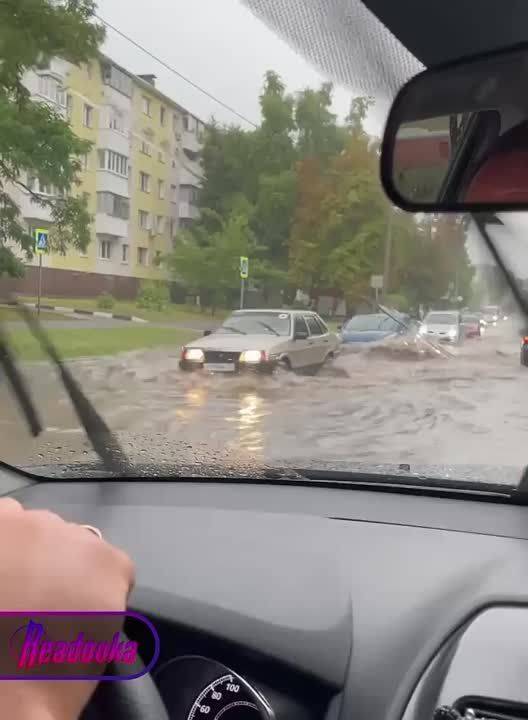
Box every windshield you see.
[218,313,291,336]
[0,0,526,487]
[344,315,398,331]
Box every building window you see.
[109,107,124,132]
[158,151,166,164]
[170,218,177,238]
[158,179,165,199]
[183,115,190,131]
[137,247,148,265]
[83,103,93,128]
[140,140,152,157]
[81,153,89,171]
[97,150,128,177]
[155,215,165,234]
[138,210,151,230]
[160,106,166,126]
[102,64,132,97]
[27,176,58,196]
[121,244,129,263]
[142,96,151,116]
[97,192,130,219]
[99,239,112,259]
[38,75,65,106]
[139,171,151,193]
[180,185,199,205]
[66,94,73,120]
[170,184,177,202]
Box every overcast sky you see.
[96,0,389,134]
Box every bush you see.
[136,281,170,311]
[96,292,115,310]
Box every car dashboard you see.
[3,468,528,720]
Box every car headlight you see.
[182,347,204,362]
[493,315,498,321]
[240,350,266,363]
[448,328,457,338]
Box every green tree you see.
[0,0,104,276]
[167,209,257,312]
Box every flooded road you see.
[1,319,527,484]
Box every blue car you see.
[340,313,415,344]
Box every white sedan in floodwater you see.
[180,309,340,374]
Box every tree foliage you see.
[0,0,104,276]
[168,70,474,313]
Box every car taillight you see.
[523,337,528,345]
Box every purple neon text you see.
[17,621,138,669]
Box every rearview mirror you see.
[381,43,528,212]
[203,329,212,337]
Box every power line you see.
[96,14,258,128]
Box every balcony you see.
[98,128,130,157]
[179,202,200,220]
[96,170,129,196]
[182,129,202,154]
[96,212,128,237]
[18,191,54,224]
[179,165,202,187]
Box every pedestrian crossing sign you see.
[35,229,49,255]
[240,256,249,279]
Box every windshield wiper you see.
[256,321,280,336]
[1,302,132,476]
[0,324,42,437]
[220,325,246,335]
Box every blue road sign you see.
[35,229,49,254]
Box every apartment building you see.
[2,54,204,299]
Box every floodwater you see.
[1,320,527,484]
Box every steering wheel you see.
[81,634,169,720]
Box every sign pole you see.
[34,228,49,316]
[37,254,42,316]
[239,256,248,309]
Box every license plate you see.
[205,363,235,373]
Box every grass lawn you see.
[0,306,76,323]
[18,296,229,324]
[5,326,199,362]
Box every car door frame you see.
[303,313,328,366]
[289,315,313,369]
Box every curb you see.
[4,301,148,324]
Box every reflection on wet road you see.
[1,320,527,483]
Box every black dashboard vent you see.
[453,696,528,720]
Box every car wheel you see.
[277,356,292,372]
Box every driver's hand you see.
[0,497,135,720]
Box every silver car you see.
[180,309,340,374]
[419,310,463,344]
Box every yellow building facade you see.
[10,54,204,299]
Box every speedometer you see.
[188,673,266,720]
[155,655,275,720]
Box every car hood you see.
[424,323,457,333]
[186,333,286,352]
[341,329,396,343]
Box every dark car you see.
[340,312,415,344]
